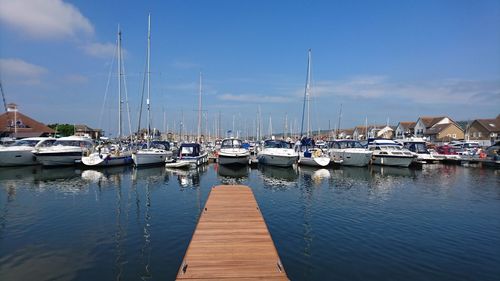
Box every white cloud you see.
[310,76,500,105]
[0,58,47,77]
[81,42,116,58]
[0,0,94,39]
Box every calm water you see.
[0,163,499,281]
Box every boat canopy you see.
[179,143,202,157]
[328,140,364,149]
[221,139,243,149]
[264,140,292,149]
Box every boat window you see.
[13,140,39,147]
[181,146,194,155]
[221,139,242,148]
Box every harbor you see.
[0,163,499,281]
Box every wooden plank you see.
[176,185,289,281]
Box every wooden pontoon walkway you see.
[176,185,289,281]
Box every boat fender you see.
[314,150,321,157]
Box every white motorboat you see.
[327,140,372,167]
[395,138,438,164]
[82,144,133,167]
[257,139,298,167]
[297,138,330,167]
[217,138,250,166]
[0,137,56,166]
[165,159,192,169]
[177,143,209,166]
[133,141,172,166]
[368,139,416,167]
[33,136,94,166]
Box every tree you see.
[48,124,74,137]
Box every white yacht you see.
[0,137,56,166]
[297,138,330,167]
[177,143,209,166]
[368,139,416,167]
[33,136,94,166]
[82,143,133,167]
[217,138,250,166]
[395,138,438,164]
[327,140,372,167]
[132,141,172,166]
[257,139,298,167]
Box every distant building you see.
[395,121,416,139]
[74,124,102,139]
[337,128,354,139]
[466,114,500,146]
[425,123,465,143]
[414,116,453,137]
[353,125,388,140]
[0,103,55,138]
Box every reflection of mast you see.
[140,181,152,279]
[114,174,125,280]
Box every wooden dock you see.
[176,185,289,281]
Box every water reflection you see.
[216,164,249,184]
[165,165,207,189]
[370,165,417,178]
[258,165,299,189]
[132,166,169,184]
[297,166,331,187]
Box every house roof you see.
[425,123,463,135]
[398,121,416,129]
[418,116,448,128]
[339,128,354,135]
[475,118,500,133]
[0,110,55,137]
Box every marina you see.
[0,163,499,281]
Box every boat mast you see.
[336,103,343,139]
[117,25,122,139]
[300,49,312,138]
[197,72,202,143]
[146,13,151,143]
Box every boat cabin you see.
[263,139,293,149]
[327,140,365,149]
[179,143,203,157]
[221,138,243,149]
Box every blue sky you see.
[1,0,499,137]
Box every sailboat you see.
[132,14,172,166]
[297,49,330,167]
[82,26,133,167]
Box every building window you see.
[478,132,481,138]
[453,134,456,138]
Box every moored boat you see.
[217,138,250,166]
[33,136,94,166]
[257,139,297,167]
[82,143,133,167]
[368,139,415,167]
[177,143,209,166]
[0,137,56,166]
[327,139,372,167]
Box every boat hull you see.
[178,152,209,166]
[257,154,297,167]
[218,154,249,166]
[82,153,133,167]
[329,149,372,167]
[34,151,84,166]
[298,155,330,167]
[0,149,37,166]
[132,149,171,166]
[372,154,415,167]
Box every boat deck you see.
[176,185,288,281]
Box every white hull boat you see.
[297,148,330,167]
[177,143,208,166]
[33,136,93,166]
[132,149,171,166]
[82,152,132,167]
[257,140,297,167]
[165,160,192,169]
[0,137,55,166]
[368,139,416,167]
[217,138,250,166]
[327,140,372,167]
